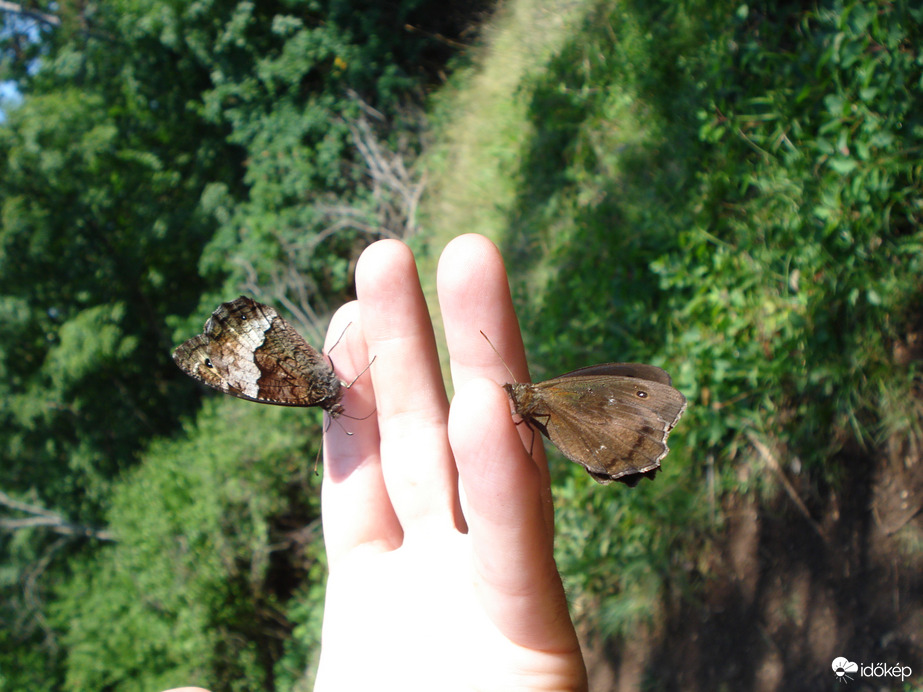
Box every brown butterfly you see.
[173,296,355,415]
[503,362,687,487]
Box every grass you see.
[416,0,591,387]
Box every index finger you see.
[436,234,554,529]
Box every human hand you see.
[315,234,587,691]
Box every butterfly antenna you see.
[323,319,375,390]
[338,407,377,422]
[325,412,355,436]
[313,442,323,476]
[343,355,376,389]
[480,330,518,383]
[339,356,377,421]
[324,355,377,423]
[327,322,352,354]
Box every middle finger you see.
[356,239,464,535]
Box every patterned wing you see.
[172,296,344,411]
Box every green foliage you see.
[161,0,445,320]
[554,456,708,631]
[3,0,920,686]
[485,0,923,636]
[0,0,474,688]
[0,4,239,682]
[0,52,231,505]
[665,0,923,467]
[52,399,325,691]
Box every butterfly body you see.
[504,363,687,486]
[172,296,345,414]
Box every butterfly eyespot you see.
[204,358,214,369]
[636,390,648,398]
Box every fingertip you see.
[437,234,529,387]
[324,300,370,389]
[437,234,505,295]
[323,299,377,477]
[354,238,435,360]
[356,238,418,303]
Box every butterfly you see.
[504,362,687,486]
[173,296,349,414]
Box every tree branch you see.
[0,488,116,541]
[240,93,425,341]
[0,1,61,28]
[746,432,827,542]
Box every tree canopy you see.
[0,0,477,687]
[1,0,921,689]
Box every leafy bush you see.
[498,0,923,634]
[0,0,477,687]
[53,400,325,691]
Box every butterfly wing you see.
[172,296,343,410]
[172,298,270,401]
[532,371,686,485]
[556,362,676,386]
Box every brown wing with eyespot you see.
[505,364,686,486]
[539,376,685,484]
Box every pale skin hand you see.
[165,234,586,692]
[316,234,586,691]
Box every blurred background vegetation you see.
[1,0,921,690]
